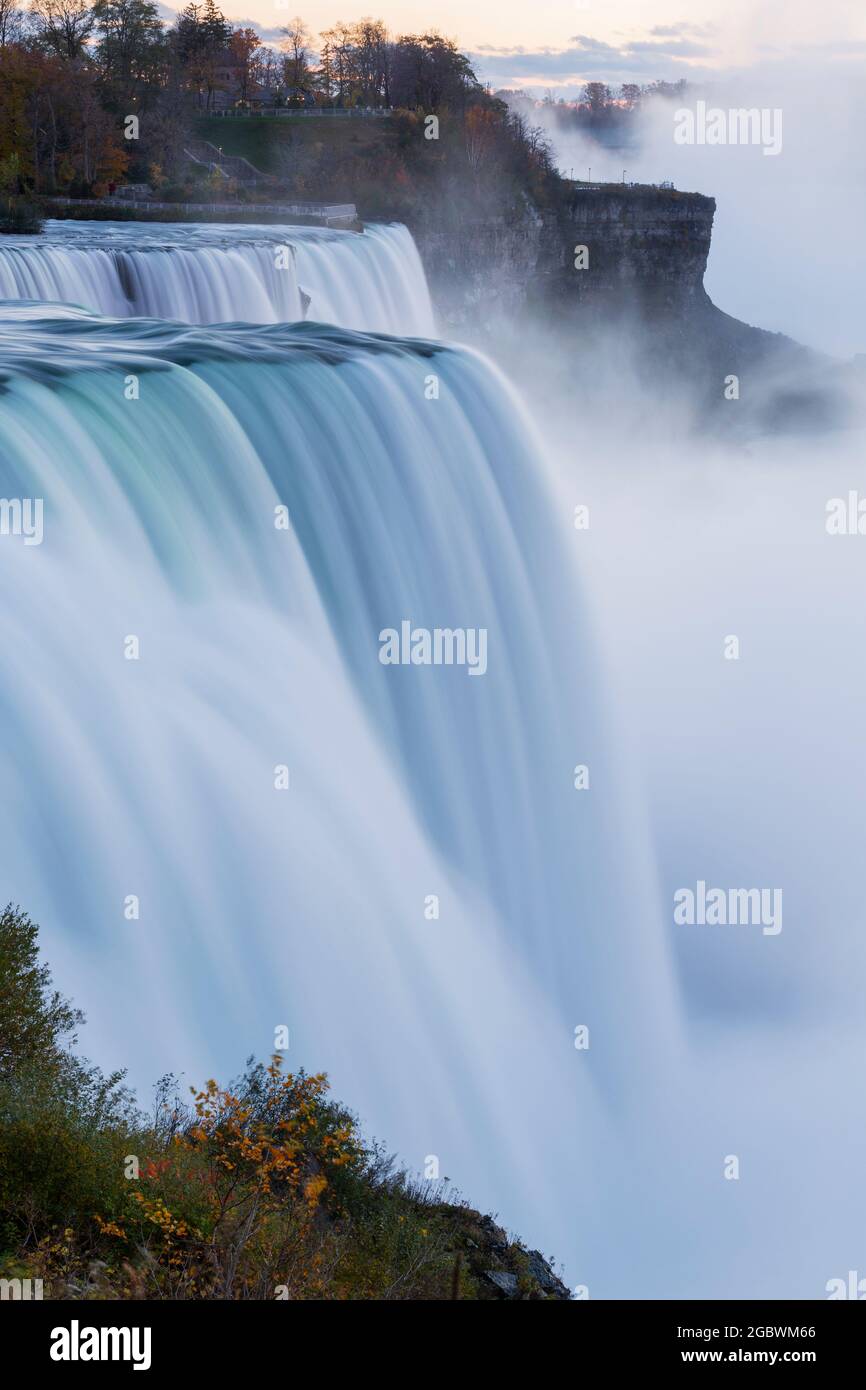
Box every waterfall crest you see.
[0,221,435,334]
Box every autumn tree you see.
[279,15,311,99]
[91,0,166,111]
[318,22,356,106]
[0,45,38,178]
[29,0,95,59]
[464,104,498,177]
[228,26,260,105]
[0,0,25,47]
[390,33,479,111]
[173,0,229,109]
[352,18,390,106]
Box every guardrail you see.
[183,141,265,183]
[45,196,358,226]
[567,180,678,192]
[210,107,394,119]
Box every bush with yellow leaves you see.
[1,906,569,1300]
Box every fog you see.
[455,67,866,1293]
[3,56,864,1297]
[528,62,866,357]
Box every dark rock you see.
[477,1215,508,1251]
[411,187,851,439]
[526,1250,571,1299]
[484,1270,519,1297]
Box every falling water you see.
[0,290,680,1287]
[2,223,859,1297]
[0,221,435,334]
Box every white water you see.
[0,221,435,335]
[2,221,862,1298]
[0,299,675,1291]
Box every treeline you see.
[0,1,503,197]
[280,18,479,111]
[567,79,689,112]
[503,78,690,153]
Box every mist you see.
[526,62,866,357]
[2,5,864,1306]
[455,64,866,1293]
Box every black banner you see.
[4,1298,862,1374]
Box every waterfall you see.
[0,221,435,334]
[0,295,677,1289]
[0,304,670,1050]
[3,222,851,1298]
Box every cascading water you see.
[0,287,679,1289]
[0,221,435,334]
[2,223,857,1298]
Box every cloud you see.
[471,38,713,93]
[156,3,286,43]
[650,23,716,39]
[626,40,710,58]
[567,34,621,53]
[242,23,288,42]
[474,44,529,56]
[565,32,710,59]
[471,18,860,96]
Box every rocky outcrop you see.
[411,205,547,333]
[410,185,852,437]
[410,185,715,333]
[440,1209,571,1300]
[550,186,714,311]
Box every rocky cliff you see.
[410,185,850,437]
[555,186,715,311]
[411,185,715,333]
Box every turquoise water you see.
[1,223,860,1297]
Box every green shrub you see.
[0,199,44,235]
[0,906,567,1299]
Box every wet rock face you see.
[558,187,717,298]
[555,188,716,311]
[410,187,716,332]
[411,214,546,333]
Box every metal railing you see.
[210,106,394,119]
[44,195,358,225]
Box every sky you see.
[161,0,866,95]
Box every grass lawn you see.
[194,116,396,176]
